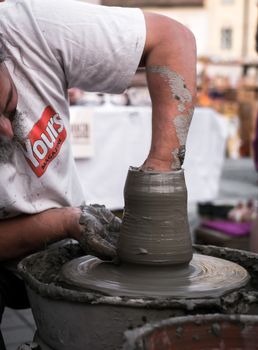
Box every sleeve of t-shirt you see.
[33,0,146,94]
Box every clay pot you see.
[117,168,193,265]
[124,314,258,350]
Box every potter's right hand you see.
[69,204,121,260]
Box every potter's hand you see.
[140,149,185,172]
[78,204,121,260]
[140,157,172,172]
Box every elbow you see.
[180,24,196,55]
[142,12,196,63]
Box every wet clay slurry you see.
[173,110,193,147]
[61,253,249,298]
[118,168,193,265]
[147,66,192,113]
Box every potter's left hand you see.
[78,204,121,260]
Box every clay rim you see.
[128,166,184,175]
[17,243,258,308]
[123,313,258,350]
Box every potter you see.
[0,1,200,349]
[1,2,252,348]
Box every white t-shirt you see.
[0,0,146,219]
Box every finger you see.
[80,231,117,259]
[79,210,112,242]
[79,212,101,231]
[82,204,118,228]
[107,216,122,232]
[87,204,115,224]
[80,203,95,217]
[99,208,116,224]
[107,230,120,246]
[84,205,107,221]
[89,205,115,225]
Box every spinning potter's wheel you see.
[61,254,249,298]
[17,169,254,350]
[61,169,249,300]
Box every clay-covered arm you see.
[141,13,197,171]
[0,208,80,261]
[0,205,120,261]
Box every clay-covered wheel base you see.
[61,253,249,298]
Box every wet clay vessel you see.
[118,168,193,265]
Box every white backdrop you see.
[72,105,228,209]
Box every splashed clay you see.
[147,66,192,112]
[173,109,194,146]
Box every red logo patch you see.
[21,106,67,177]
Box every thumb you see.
[79,231,117,259]
[108,216,122,232]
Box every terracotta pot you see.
[118,168,193,265]
[124,314,258,350]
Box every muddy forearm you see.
[0,208,79,261]
[142,13,197,171]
